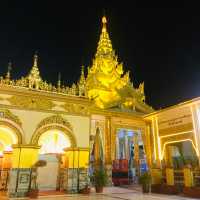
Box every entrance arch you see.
[30,115,77,191]
[0,110,23,192]
[0,114,23,153]
[31,115,77,149]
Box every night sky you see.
[0,1,200,109]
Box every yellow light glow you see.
[0,126,18,146]
[0,126,18,155]
[38,130,71,154]
[152,118,157,160]
[155,117,162,160]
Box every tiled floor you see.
[2,187,200,200]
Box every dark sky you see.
[0,1,200,109]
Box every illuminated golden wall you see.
[145,99,200,167]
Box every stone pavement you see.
[4,187,200,200]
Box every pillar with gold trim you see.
[133,132,140,177]
[104,116,112,185]
[63,147,89,193]
[8,144,40,198]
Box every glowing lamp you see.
[64,147,89,169]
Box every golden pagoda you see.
[86,16,152,113]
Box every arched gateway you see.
[30,115,77,191]
[0,109,23,191]
[31,115,76,149]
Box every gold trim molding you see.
[35,115,73,131]
[62,103,90,115]
[7,95,55,110]
[0,108,22,126]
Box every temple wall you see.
[7,108,90,147]
[0,91,90,148]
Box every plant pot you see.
[95,186,103,193]
[28,189,39,199]
[142,184,150,193]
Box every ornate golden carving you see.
[62,103,89,115]
[0,53,86,97]
[85,16,152,113]
[0,108,22,126]
[31,115,76,147]
[36,115,73,132]
[8,95,55,110]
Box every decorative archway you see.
[0,109,23,149]
[30,115,77,148]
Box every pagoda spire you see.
[78,66,86,96]
[33,52,38,67]
[96,16,113,58]
[57,72,61,90]
[28,52,42,89]
[5,61,12,80]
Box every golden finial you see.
[81,65,84,75]
[102,16,107,33]
[33,52,38,67]
[102,16,107,24]
[57,72,61,89]
[8,61,12,73]
[6,61,12,80]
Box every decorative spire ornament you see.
[33,52,38,67]
[57,72,61,91]
[6,61,12,81]
[96,16,113,58]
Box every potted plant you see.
[139,171,151,193]
[92,167,107,193]
[28,160,47,199]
